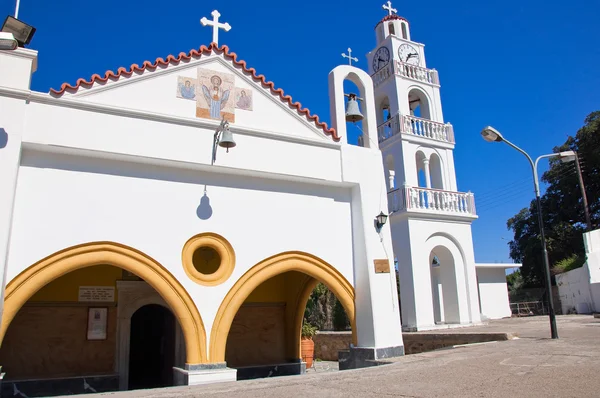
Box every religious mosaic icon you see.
[196,69,235,123]
[372,46,390,72]
[234,88,253,111]
[177,77,197,100]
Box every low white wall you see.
[555,229,600,315]
[476,267,511,320]
[556,265,596,314]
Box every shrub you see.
[552,254,585,275]
[301,322,318,339]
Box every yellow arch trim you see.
[1,242,208,364]
[210,251,357,362]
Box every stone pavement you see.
[78,315,600,398]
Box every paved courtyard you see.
[83,315,600,398]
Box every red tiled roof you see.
[50,43,340,141]
[375,14,409,28]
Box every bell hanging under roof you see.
[219,124,236,152]
[345,93,364,123]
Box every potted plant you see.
[301,322,317,368]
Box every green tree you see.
[507,111,600,286]
[304,282,349,331]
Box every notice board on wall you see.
[78,286,115,302]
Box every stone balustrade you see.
[388,186,476,216]
[377,114,454,145]
[402,115,454,143]
[372,61,439,88]
[395,61,439,85]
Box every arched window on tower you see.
[377,96,393,142]
[401,23,408,39]
[415,151,428,188]
[429,153,444,190]
[388,22,395,36]
[385,154,396,191]
[343,79,365,147]
[408,88,431,120]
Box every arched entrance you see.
[429,245,460,324]
[210,252,355,376]
[1,242,207,366]
[129,304,176,390]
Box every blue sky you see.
[4,0,599,265]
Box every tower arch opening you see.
[385,154,396,191]
[415,150,428,188]
[401,22,408,39]
[408,88,431,120]
[429,246,460,324]
[429,152,444,190]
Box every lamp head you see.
[1,16,36,47]
[480,126,504,143]
[375,211,388,231]
[558,150,576,163]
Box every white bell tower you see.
[365,3,482,331]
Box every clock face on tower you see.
[398,44,420,65]
[372,46,391,73]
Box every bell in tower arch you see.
[345,93,364,123]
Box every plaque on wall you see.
[374,259,390,273]
[87,307,108,340]
[78,286,115,302]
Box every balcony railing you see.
[402,115,454,143]
[377,114,454,144]
[378,114,402,143]
[395,61,439,85]
[388,186,476,216]
[372,61,439,88]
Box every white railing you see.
[394,61,439,85]
[388,186,476,216]
[402,115,454,143]
[378,114,401,143]
[372,63,394,87]
[372,61,439,88]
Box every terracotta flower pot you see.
[301,338,315,369]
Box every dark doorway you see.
[128,304,176,390]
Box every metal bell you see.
[345,94,364,123]
[218,125,236,152]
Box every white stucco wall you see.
[0,48,405,369]
[476,266,512,320]
[392,217,480,330]
[8,147,355,339]
[556,229,600,315]
[556,266,595,314]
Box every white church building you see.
[0,3,516,396]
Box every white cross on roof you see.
[341,48,358,66]
[382,1,397,16]
[200,10,231,46]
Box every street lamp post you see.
[481,126,564,339]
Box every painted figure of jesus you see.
[202,75,230,119]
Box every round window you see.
[192,246,221,275]
[182,233,235,286]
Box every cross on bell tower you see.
[382,1,397,15]
[341,48,358,65]
[200,10,232,46]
